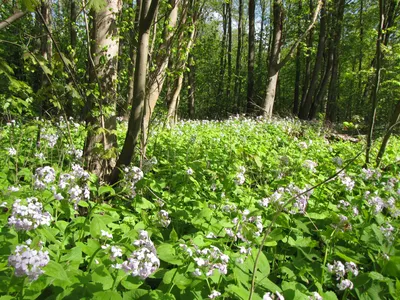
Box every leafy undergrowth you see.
[0,117,399,300]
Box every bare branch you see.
[0,11,26,30]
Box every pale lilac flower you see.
[309,292,323,300]
[8,186,20,192]
[380,224,395,242]
[8,241,50,281]
[158,210,171,227]
[7,147,17,156]
[303,160,318,172]
[332,157,343,167]
[337,279,353,290]
[206,232,216,239]
[345,262,359,276]
[208,290,221,299]
[8,198,52,231]
[186,168,194,175]
[327,261,346,279]
[193,268,202,276]
[119,231,159,279]
[110,246,123,261]
[34,166,56,190]
[35,153,46,160]
[101,230,113,239]
[298,142,308,149]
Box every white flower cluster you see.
[380,223,395,243]
[208,290,221,299]
[225,209,263,243]
[180,244,229,277]
[123,166,144,197]
[263,291,284,300]
[41,133,59,148]
[34,166,56,190]
[365,191,399,217]
[67,148,83,160]
[114,231,159,279]
[337,200,359,216]
[8,240,50,281]
[338,171,355,191]
[234,166,246,185]
[327,260,358,290]
[309,292,323,300]
[8,198,52,230]
[57,164,90,208]
[142,157,158,173]
[260,184,312,215]
[332,156,343,167]
[7,147,17,156]
[361,168,381,181]
[158,210,171,227]
[303,160,318,172]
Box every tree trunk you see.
[376,100,400,167]
[301,0,314,108]
[299,0,327,120]
[126,1,141,119]
[141,0,179,155]
[217,3,228,117]
[262,0,283,118]
[167,26,197,125]
[365,0,384,165]
[226,0,232,115]
[234,0,243,113]
[325,0,345,123]
[246,0,255,113]
[110,0,159,184]
[292,0,302,115]
[188,53,196,118]
[84,0,122,178]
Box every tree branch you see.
[278,0,323,69]
[0,11,26,30]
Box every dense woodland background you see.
[0,0,399,179]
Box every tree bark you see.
[226,0,232,115]
[246,0,255,113]
[292,0,302,115]
[0,10,26,30]
[110,0,159,184]
[263,0,283,118]
[234,0,243,113]
[299,0,327,120]
[325,0,345,123]
[188,53,196,118]
[366,0,384,165]
[141,0,180,155]
[84,0,122,178]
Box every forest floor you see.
[0,116,399,299]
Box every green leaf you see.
[44,261,71,283]
[90,215,108,238]
[98,185,115,196]
[93,291,122,300]
[157,244,183,265]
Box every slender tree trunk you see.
[234,0,243,113]
[167,27,197,124]
[325,0,345,123]
[256,0,267,104]
[247,0,256,113]
[263,0,283,118]
[188,53,196,118]
[293,0,302,115]
[301,0,314,107]
[299,0,327,120]
[126,1,141,119]
[110,0,159,184]
[376,100,400,167]
[217,3,228,117]
[84,0,122,178]
[141,0,179,155]
[226,0,232,115]
[366,0,384,165]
